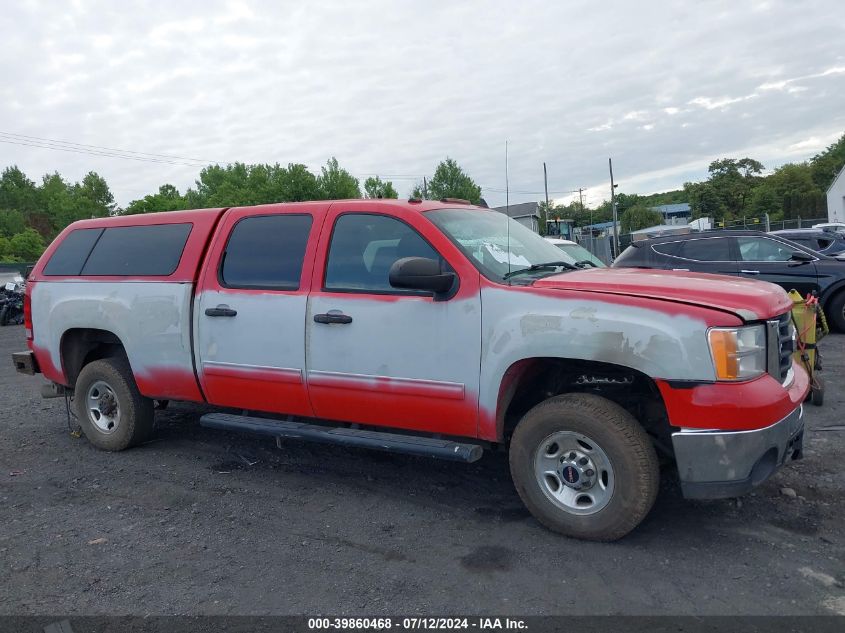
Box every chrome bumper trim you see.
[672,404,803,498]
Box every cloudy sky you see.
[2,0,843,209]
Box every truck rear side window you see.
[43,228,104,275]
[220,214,312,289]
[81,224,192,276]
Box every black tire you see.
[74,357,154,451]
[825,291,845,333]
[509,393,659,541]
[0,305,8,326]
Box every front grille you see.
[767,312,794,383]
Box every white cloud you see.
[688,94,758,110]
[788,137,825,152]
[0,0,843,209]
[759,65,845,91]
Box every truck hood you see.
[532,268,792,321]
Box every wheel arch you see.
[60,328,128,388]
[493,357,673,453]
[819,279,845,307]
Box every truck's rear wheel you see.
[509,393,659,541]
[74,357,154,451]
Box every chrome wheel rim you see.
[533,431,615,515]
[86,380,121,434]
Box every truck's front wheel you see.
[509,393,659,541]
[74,357,154,451]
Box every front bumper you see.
[672,404,804,499]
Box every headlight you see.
[707,325,766,380]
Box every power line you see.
[0,137,214,168]
[483,186,582,195]
[0,131,223,165]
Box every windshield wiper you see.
[502,261,578,280]
[573,259,598,268]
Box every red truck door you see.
[305,202,482,437]
[194,203,327,416]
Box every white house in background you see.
[493,202,541,233]
[828,165,845,223]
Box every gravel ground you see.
[1,325,843,616]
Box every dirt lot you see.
[1,325,843,616]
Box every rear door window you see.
[220,214,313,289]
[737,236,798,262]
[81,224,192,276]
[677,237,732,261]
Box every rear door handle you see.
[740,269,760,275]
[205,305,237,317]
[314,312,352,325]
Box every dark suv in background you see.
[613,230,845,330]
[770,229,845,257]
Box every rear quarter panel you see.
[27,208,225,401]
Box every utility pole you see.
[609,158,619,257]
[579,187,592,253]
[422,177,428,199]
[543,162,550,235]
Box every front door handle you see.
[205,305,238,317]
[740,269,760,275]
[314,312,353,325]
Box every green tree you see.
[0,210,26,238]
[40,172,75,231]
[0,236,11,259]
[363,176,398,199]
[75,171,115,217]
[274,163,320,201]
[125,184,189,214]
[620,205,662,234]
[704,158,764,216]
[414,158,482,204]
[9,228,45,261]
[0,166,40,214]
[750,162,819,219]
[810,133,845,191]
[685,181,726,220]
[317,157,360,199]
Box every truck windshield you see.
[427,208,578,281]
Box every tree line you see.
[0,155,483,261]
[1,132,843,260]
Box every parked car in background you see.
[770,229,845,257]
[543,237,606,267]
[613,229,845,330]
[812,222,845,234]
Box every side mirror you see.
[789,251,814,263]
[389,257,456,299]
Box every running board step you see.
[199,413,483,463]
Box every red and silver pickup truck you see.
[12,199,808,540]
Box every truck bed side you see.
[27,208,227,401]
